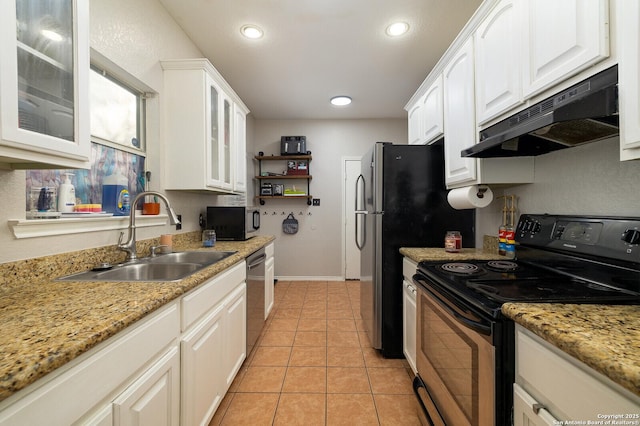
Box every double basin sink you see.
[58,251,237,282]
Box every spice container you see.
[202,230,216,247]
[444,231,462,253]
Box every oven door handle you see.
[413,376,446,426]
[413,274,492,336]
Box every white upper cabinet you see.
[474,0,523,124]
[521,0,609,99]
[407,97,424,145]
[443,38,478,186]
[406,75,444,145]
[618,0,640,161]
[422,75,445,144]
[0,0,90,169]
[233,103,248,192]
[162,59,248,193]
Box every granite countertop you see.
[402,246,639,398]
[0,235,274,402]
[503,303,640,397]
[400,247,503,263]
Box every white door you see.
[344,158,361,279]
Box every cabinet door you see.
[422,75,444,144]
[221,94,233,190]
[475,0,522,124]
[0,0,90,168]
[513,384,559,426]
[224,283,247,389]
[443,37,477,186]
[265,256,275,319]
[402,280,417,375]
[113,346,180,426]
[206,75,224,189]
[618,0,640,160]
[181,303,225,426]
[407,96,424,145]
[521,0,609,98]
[233,104,247,192]
[83,405,113,426]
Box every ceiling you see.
[158,0,482,120]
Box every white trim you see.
[275,276,346,282]
[342,156,361,280]
[8,214,169,239]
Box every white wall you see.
[0,0,211,263]
[476,137,640,239]
[253,119,407,279]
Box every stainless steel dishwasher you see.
[246,248,266,356]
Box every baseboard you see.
[275,276,346,282]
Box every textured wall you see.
[253,118,407,279]
[476,137,640,242]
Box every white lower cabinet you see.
[181,303,225,426]
[514,325,640,424]
[181,261,247,426]
[0,302,180,426]
[113,346,180,426]
[264,242,275,319]
[0,261,249,426]
[223,284,247,389]
[402,257,418,375]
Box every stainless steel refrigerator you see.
[355,142,474,358]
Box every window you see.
[89,66,145,151]
[25,50,154,217]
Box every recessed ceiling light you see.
[241,25,263,39]
[330,96,352,106]
[386,22,409,37]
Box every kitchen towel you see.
[447,185,493,209]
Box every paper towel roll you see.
[447,185,493,209]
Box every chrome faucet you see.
[117,191,181,262]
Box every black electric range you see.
[411,214,640,426]
[417,214,640,318]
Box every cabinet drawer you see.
[516,326,640,421]
[265,242,274,258]
[181,261,246,331]
[403,257,418,280]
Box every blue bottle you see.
[102,171,130,216]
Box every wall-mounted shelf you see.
[254,155,313,205]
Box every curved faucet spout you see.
[117,191,181,262]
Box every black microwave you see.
[206,206,260,241]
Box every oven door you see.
[413,274,496,426]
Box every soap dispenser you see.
[58,173,76,213]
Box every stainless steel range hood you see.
[462,65,618,158]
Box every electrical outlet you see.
[312,198,320,206]
[176,214,182,230]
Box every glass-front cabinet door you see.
[205,76,232,191]
[0,0,90,168]
[206,76,221,186]
[222,95,232,188]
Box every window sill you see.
[8,213,169,239]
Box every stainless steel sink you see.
[58,251,236,282]
[147,251,235,265]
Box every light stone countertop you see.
[401,246,640,398]
[0,234,275,402]
[502,303,640,397]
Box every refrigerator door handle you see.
[355,174,366,250]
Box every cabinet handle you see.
[532,403,545,415]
